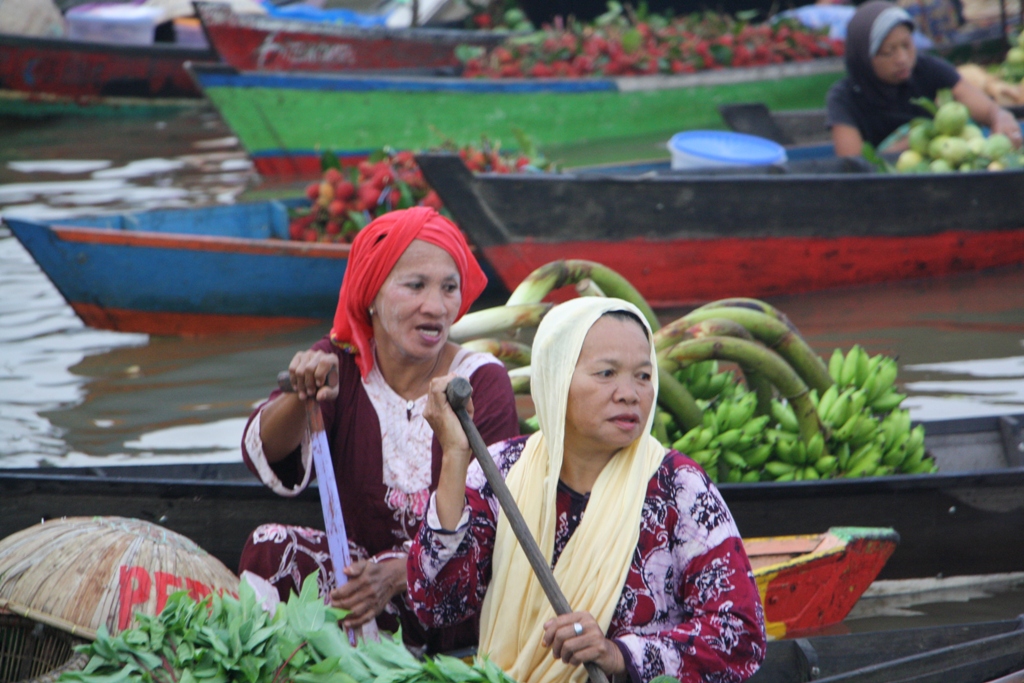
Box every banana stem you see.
[748,373,775,419]
[461,339,532,368]
[449,303,552,343]
[652,414,669,444]
[664,336,824,445]
[666,318,774,417]
[506,260,660,332]
[692,297,798,332]
[658,368,704,432]
[575,278,606,298]
[658,307,833,394]
[508,366,531,394]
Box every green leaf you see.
[346,211,371,231]
[305,627,352,660]
[320,150,342,172]
[910,96,938,116]
[478,657,504,683]
[244,626,278,651]
[293,672,361,683]
[396,180,415,210]
[454,45,484,63]
[860,142,893,173]
[201,627,231,657]
[510,126,537,159]
[595,1,623,26]
[430,655,482,683]
[239,654,262,683]
[287,577,327,639]
[62,663,138,683]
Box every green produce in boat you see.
[890,88,1024,174]
[62,574,523,683]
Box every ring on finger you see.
[573,622,584,636]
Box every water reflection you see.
[0,228,146,465]
[37,323,325,467]
[0,108,258,221]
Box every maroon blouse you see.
[239,338,519,652]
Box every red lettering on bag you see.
[154,571,183,613]
[185,577,212,602]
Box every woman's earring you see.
[368,306,375,317]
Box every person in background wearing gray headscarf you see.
[827,0,1022,156]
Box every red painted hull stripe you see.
[483,230,1024,305]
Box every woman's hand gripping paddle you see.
[277,371,380,645]
[445,377,611,683]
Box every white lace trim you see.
[364,347,502,496]
[245,409,312,497]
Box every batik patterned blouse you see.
[408,436,766,683]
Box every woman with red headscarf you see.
[238,207,519,653]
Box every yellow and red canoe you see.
[746,526,899,639]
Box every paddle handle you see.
[445,378,610,683]
[277,371,379,644]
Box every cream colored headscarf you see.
[478,298,667,683]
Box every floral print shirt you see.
[408,436,766,683]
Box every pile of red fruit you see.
[288,143,552,243]
[459,13,843,78]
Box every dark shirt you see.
[826,53,960,146]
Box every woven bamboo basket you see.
[0,611,88,683]
[0,517,240,682]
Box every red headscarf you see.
[329,207,487,379]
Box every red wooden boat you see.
[194,2,510,74]
[0,32,215,108]
[415,152,1024,306]
[746,527,898,638]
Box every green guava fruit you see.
[982,133,1014,159]
[896,150,923,171]
[934,101,969,136]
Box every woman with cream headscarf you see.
[411,298,766,683]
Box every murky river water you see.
[2,104,1024,633]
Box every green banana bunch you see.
[653,313,934,483]
[817,345,940,477]
[674,360,735,401]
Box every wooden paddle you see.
[277,371,379,645]
[445,377,611,683]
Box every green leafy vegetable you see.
[61,575,522,683]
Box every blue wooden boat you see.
[2,201,349,335]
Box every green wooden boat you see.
[186,58,844,178]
